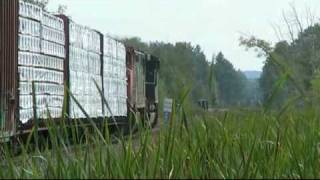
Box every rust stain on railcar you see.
[0,0,19,136]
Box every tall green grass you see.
[1,77,320,179]
[1,102,320,178]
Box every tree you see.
[240,17,320,108]
[258,41,291,107]
[24,0,66,13]
[123,38,212,109]
[23,0,49,9]
[57,5,67,14]
[213,52,247,106]
[208,54,218,106]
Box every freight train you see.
[0,0,160,142]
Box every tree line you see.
[241,7,320,109]
[123,38,259,109]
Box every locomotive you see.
[0,0,160,142]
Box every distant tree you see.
[213,52,247,106]
[57,5,67,14]
[23,0,49,9]
[123,38,211,109]
[122,37,150,52]
[24,0,66,13]
[209,54,218,106]
[258,41,291,107]
[240,14,320,108]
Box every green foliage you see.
[310,70,320,104]
[123,38,256,108]
[122,38,213,109]
[213,52,248,106]
[208,57,218,106]
[240,24,320,108]
[259,42,292,108]
[2,103,320,178]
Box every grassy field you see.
[1,102,320,179]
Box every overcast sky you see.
[47,0,320,71]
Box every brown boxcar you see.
[0,0,68,141]
[0,0,19,140]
